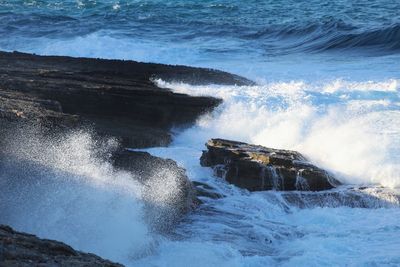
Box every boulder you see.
[200,139,341,191]
[0,225,122,267]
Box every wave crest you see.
[246,19,400,53]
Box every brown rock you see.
[200,139,341,191]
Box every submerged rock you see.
[112,150,199,232]
[280,187,400,209]
[200,139,341,191]
[0,225,122,267]
[192,181,225,200]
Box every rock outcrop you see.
[0,51,255,264]
[200,139,341,191]
[0,51,252,148]
[0,225,122,267]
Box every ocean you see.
[0,1,399,266]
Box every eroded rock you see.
[200,139,341,191]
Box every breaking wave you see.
[0,126,185,264]
[246,20,400,53]
[157,78,400,188]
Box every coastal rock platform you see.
[0,51,252,148]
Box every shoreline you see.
[0,50,399,266]
[0,50,253,265]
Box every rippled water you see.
[1,1,400,266]
[1,0,400,78]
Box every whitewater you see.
[139,77,400,266]
[1,0,400,266]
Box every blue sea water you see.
[0,1,400,266]
[1,0,400,80]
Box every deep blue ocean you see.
[1,0,400,80]
[1,1,400,266]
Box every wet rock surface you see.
[0,225,122,267]
[0,51,251,148]
[200,139,341,191]
[0,51,253,265]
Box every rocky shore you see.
[0,51,251,265]
[0,51,252,148]
[0,51,347,266]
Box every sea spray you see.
[142,143,400,266]
[0,126,185,264]
[0,81,399,266]
[1,0,400,265]
[123,78,400,265]
[156,79,400,188]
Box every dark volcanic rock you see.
[0,51,252,147]
[0,90,79,130]
[0,225,122,267]
[200,139,341,191]
[0,51,255,263]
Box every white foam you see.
[0,129,184,264]
[141,144,400,267]
[1,32,207,67]
[157,79,400,188]
[321,79,399,93]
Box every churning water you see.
[1,1,400,266]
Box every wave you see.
[2,7,400,59]
[143,144,400,266]
[245,19,400,53]
[0,127,186,264]
[156,79,400,188]
[316,24,400,51]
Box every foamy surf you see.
[156,79,400,188]
[142,144,400,266]
[0,128,179,264]
[1,0,400,265]
[127,78,400,266]
[0,74,398,267]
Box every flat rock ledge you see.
[0,225,122,267]
[0,51,253,148]
[200,139,341,191]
